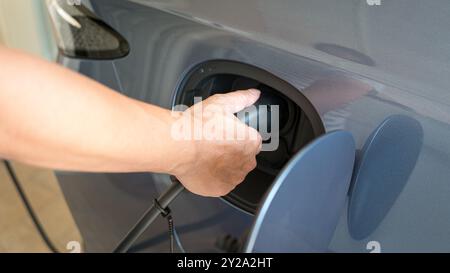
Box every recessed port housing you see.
[174,60,324,214]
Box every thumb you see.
[206,89,261,114]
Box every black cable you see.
[153,197,175,252]
[3,160,60,253]
[162,206,185,253]
[113,179,185,253]
[167,214,174,253]
[128,209,229,252]
[5,159,184,253]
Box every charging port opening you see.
[174,60,324,214]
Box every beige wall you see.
[0,0,56,59]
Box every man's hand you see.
[170,90,262,197]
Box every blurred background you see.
[0,0,82,252]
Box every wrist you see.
[157,107,197,177]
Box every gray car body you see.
[55,0,450,252]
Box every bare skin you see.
[0,46,262,197]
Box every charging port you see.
[174,60,324,214]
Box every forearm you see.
[0,46,185,173]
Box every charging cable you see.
[113,176,185,253]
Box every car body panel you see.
[55,0,450,252]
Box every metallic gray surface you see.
[348,115,423,240]
[56,0,450,252]
[246,131,355,252]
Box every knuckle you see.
[247,159,257,170]
[217,184,233,196]
[253,135,263,153]
[233,172,247,185]
[248,128,262,145]
[255,139,262,154]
